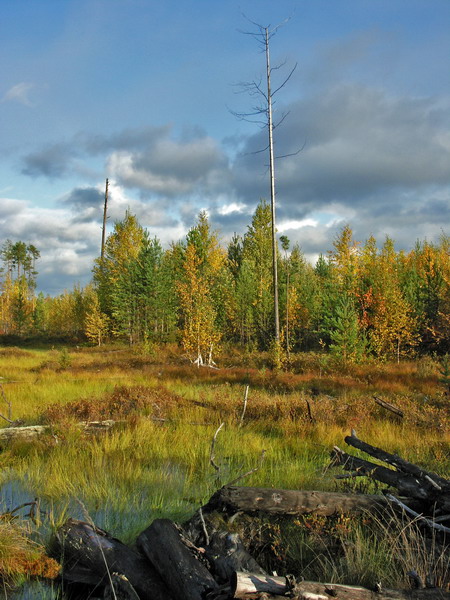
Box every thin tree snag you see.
[52,519,170,600]
[137,518,217,600]
[230,572,450,600]
[203,486,390,517]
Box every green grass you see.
[0,343,448,596]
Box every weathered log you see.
[231,571,450,600]
[137,518,217,600]
[331,448,432,501]
[0,420,118,442]
[52,518,171,600]
[344,434,450,490]
[204,486,393,517]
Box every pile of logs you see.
[50,434,450,600]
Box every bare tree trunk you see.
[265,27,280,344]
[101,178,109,259]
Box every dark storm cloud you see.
[232,84,450,215]
[60,186,104,223]
[21,143,77,178]
[81,125,172,154]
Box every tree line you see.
[0,201,449,363]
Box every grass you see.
[0,343,448,596]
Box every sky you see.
[1,0,449,295]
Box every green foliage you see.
[329,295,366,364]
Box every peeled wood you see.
[52,518,170,600]
[231,572,450,600]
[138,518,217,600]
[204,486,391,517]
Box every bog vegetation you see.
[0,206,448,595]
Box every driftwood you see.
[51,518,171,600]
[137,518,217,600]
[204,486,393,517]
[230,571,450,600]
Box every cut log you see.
[137,518,217,600]
[231,571,450,600]
[204,486,393,517]
[51,518,171,600]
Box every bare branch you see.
[225,449,266,487]
[210,422,225,472]
[239,385,249,428]
[272,63,297,97]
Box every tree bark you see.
[204,486,391,517]
[51,518,170,600]
[137,518,217,600]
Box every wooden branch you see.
[210,423,225,472]
[386,494,450,535]
[225,450,266,487]
[231,571,450,599]
[373,396,404,418]
[203,486,391,517]
[239,386,249,427]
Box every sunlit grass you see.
[0,342,448,596]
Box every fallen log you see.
[0,420,118,442]
[137,518,217,600]
[51,518,171,600]
[204,486,394,517]
[331,447,432,501]
[344,433,450,490]
[231,571,450,600]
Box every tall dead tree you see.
[232,18,297,345]
[100,178,109,260]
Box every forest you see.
[0,200,449,365]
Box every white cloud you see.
[2,82,35,106]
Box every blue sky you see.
[1,0,449,294]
